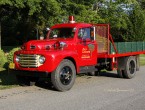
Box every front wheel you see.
[51,59,76,91]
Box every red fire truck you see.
[12,16,145,91]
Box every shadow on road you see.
[35,71,119,91]
[0,69,119,90]
[0,69,18,86]
[35,79,57,91]
[99,71,118,78]
[77,71,119,78]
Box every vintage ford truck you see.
[11,16,145,91]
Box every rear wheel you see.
[124,56,136,79]
[51,59,76,91]
[117,56,136,79]
[117,69,126,78]
[117,69,123,78]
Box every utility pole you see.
[0,21,1,50]
[36,28,39,40]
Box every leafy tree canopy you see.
[0,0,145,46]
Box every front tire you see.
[51,59,76,91]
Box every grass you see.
[139,54,145,66]
[140,54,145,57]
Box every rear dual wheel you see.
[124,56,136,79]
[117,56,136,79]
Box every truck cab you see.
[48,21,97,67]
[13,16,98,91]
[13,16,141,91]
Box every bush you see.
[7,47,20,63]
[0,50,7,68]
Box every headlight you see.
[15,55,20,62]
[39,56,45,64]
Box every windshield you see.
[49,28,74,39]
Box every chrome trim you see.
[18,54,42,68]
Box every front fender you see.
[49,50,79,72]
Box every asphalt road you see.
[1,66,145,110]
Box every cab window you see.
[78,28,91,40]
[49,28,74,39]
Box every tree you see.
[0,0,145,45]
[0,0,13,48]
[124,3,145,41]
[92,0,145,41]
[0,0,61,45]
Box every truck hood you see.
[22,39,73,51]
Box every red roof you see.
[51,22,92,29]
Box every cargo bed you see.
[95,24,145,58]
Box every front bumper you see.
[11,69,50,78]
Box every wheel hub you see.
[60,66,72,85]
[129,60,135,74]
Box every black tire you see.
[124,56,136,79]
[51,59,76,91]
[117,69,126,78]
[16,75,36,86]
[117,69,123,78]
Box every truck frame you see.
[12,16,145,91]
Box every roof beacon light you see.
[69,16,75,23]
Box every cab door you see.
[77,27,97,66]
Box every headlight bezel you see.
[39,56,46,64]
[15,55,20,62]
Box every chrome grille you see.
[19,54,40,68]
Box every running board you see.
[79,66,98,73]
